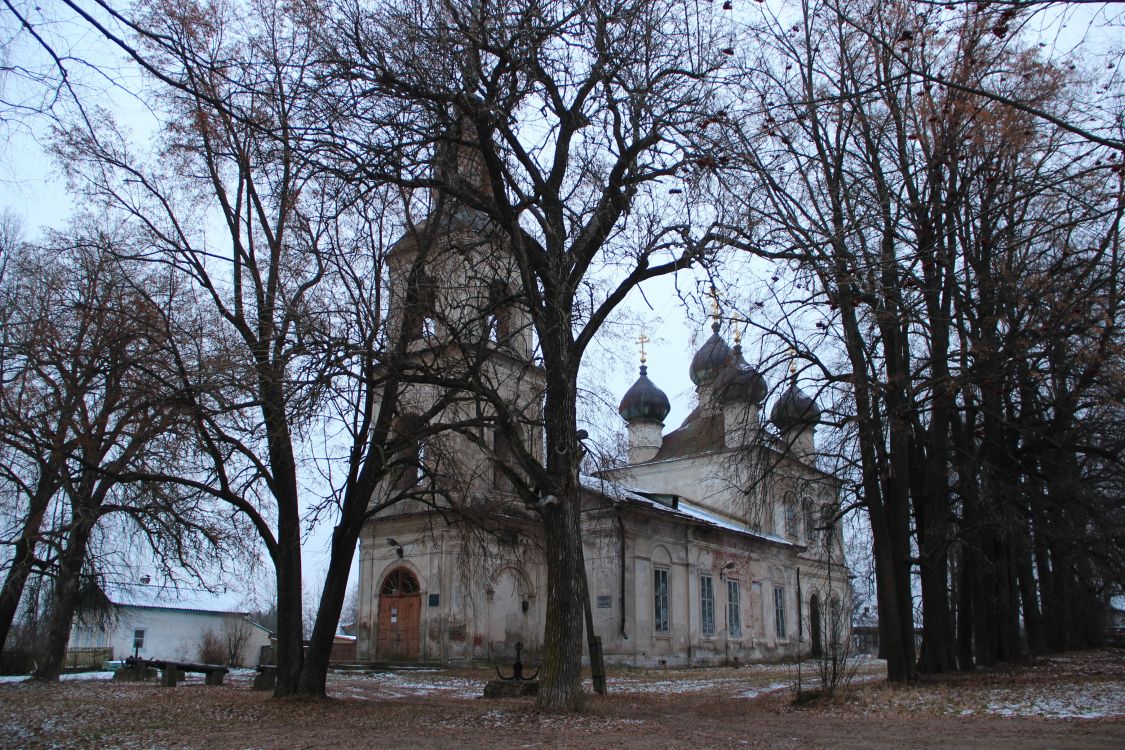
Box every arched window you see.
[392,414,425,491]
[804,500,818,545]
[493,427,514,491]
[387,568,423,598]
[810,593,823,657]
[381,568,420,596]
[829,594,842,648]
[403,270,436,341]
[487,281,512,345]
[784,492,798,538]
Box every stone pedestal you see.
[113,664,157,682]
[160,668,186,687]
[253,667,276,691]
[483,679,538,698]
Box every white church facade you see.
[353,154,850,668]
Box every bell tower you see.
[377,126,545,508]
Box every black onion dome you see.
[770,382,822,431]
[618,365,671,423]
[689,324,734,386]
[715,349,768,406]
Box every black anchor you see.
[495,641,540,681]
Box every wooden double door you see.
[376,568,421,660]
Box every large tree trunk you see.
[836,293,915,683]
[32,514,96,681]
[535,350,585,711]
[297,518,363,697]
[272,506,304,696]
[256,365,305,697]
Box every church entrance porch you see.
[377,568,421,661]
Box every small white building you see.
[67,580,271,666]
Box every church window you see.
[487,282,512,345]
[805,503,818,544]
[493,429,512,491]
[381,568,420,595]
[403,270,437,341]
[654,568,669,633]
[774,586,787,639]
[830,594,842,647]
[392,415,425,491]
[700,575,715,636]
[784,492,798,538]
[727,580,742,638]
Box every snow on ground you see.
[344,669,484,699]
[738,681,790,699]
[972,681,1125,720]
[0,671,114,683]
[3,651,1120,723]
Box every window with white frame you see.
[727,579,742,638]
[132,628,146,653]
[700,574,715,636]
[774,586,787,639]
[654,568,669,633]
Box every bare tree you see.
[51,0,496,697]
[0,225,222,680]
[314,0,732,709]
[721,0,1124,680]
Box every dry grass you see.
[0,650,1122,749]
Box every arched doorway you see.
[377,567,421,660]
[810,594,823,657]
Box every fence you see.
[63,647,113,670]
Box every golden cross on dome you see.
[733,313,745,345]
[709,285,721,324]
[636,334,650,364]
[789,347,799,375]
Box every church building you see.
[354,151,850,669]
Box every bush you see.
[197,630,225,665]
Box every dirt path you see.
[1,651,1122,749]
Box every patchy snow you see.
[843,653,1125,722]
[339,669,484,699]
[60,671,114,681]
[971,681,1125,720]
[738,681,790,699]
[0,671,114,683]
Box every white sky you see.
[3,0,1120,609]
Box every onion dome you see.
[619,365,671,423]
[770,382,822,431]
[715,345,767,405]
[689,322,734,386]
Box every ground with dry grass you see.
[0,650,1122,748]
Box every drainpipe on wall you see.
[616,506,628,640]
[686,525,693,666]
